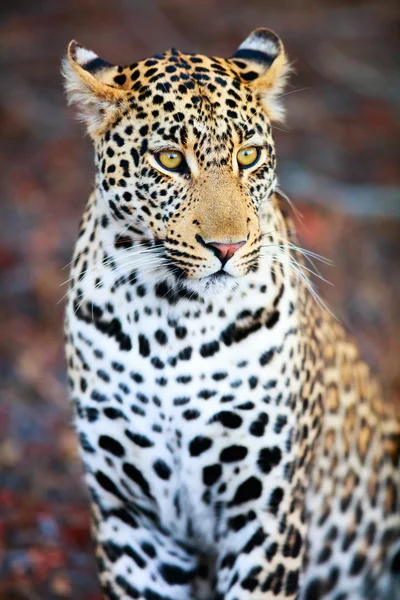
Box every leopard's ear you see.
[231,29,291,122]
[62,41,130,135]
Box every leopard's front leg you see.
[86,469,200,600]
[215,498,306,600]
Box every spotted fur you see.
[63,28,400,600]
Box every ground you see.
[0,1,399,598]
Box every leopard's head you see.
[64,29,291,295]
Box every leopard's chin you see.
[183,272,239,297]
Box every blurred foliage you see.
[0,0,399,598]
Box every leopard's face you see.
[64,29,290,294]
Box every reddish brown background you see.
[0,1,399,598]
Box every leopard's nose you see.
[197,236,246,265]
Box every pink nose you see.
[206,240,246,264]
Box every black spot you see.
[317,545,332,564]
[79,432,95,453]
[265,541,278,561]
[141,542,157,558]
[151,357,165,369]
[178,346,192,361]
[95,470,126,502]
[154,329,168,346]
[241,576,258,591]
[113,133,124,147]
[248,376,258,389]
[249,412,269,437]
[266,310,280,328]
[236,401,255,410]
[200,341,220,357]
[209,411,242,429]
[86,407,99,422]
[138,334,150,357]
[228,514,247,532]
[130,371,144,384]
[111,361,125,372]
[283,527,302,559]
[285,569,299,595]
[103,407,127,421]
[274,414,287,434]
[342,530,356,552]
[176,375,191,384]
[99,435,125,457]
[304,578,322,600]
[111,507,138,529]
[130,69,140,81]
[159,563,194,585]
[203,464,222,486]
[390,545,400,573]
[114,74,127,86]
[131,148,140,167]
[212,372,227,381]
[269,487,284,515]
[228,476,262,506]
[103,540,123,563]
[91,389,108,403]
[183,409,200,420]
[125,430,154,448]
[215,76,227,87]
[153,459,171,480]
[115,575,141,598]
[241,70,259,82]
[221,395,235,403]
[130,404,145,417]
[257,446,282,474]
[123,463,153,498]
[242,527,267,553]
[259,348,275,366]
[198,389,217,400]
[349,552,366,576]
[221,321,261,346]
[97,368,110,383]
[220,445,248,463]
[175,326,187,339]
[173,396,190,406]
[221,552,236,569]
[189,436,213,456]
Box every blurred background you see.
[0,0,399,598]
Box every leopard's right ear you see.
[62,41,130,135]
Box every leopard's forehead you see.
[105,50,265,135]
[114,48,257,97]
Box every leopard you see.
[63,28,400,600]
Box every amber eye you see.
[156,150,184,171]
[237,146,260,169]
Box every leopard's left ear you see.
[231,29,291,122]
[62,40,130,136]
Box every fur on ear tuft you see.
[231,28,292,122]
[62,41,129,136]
